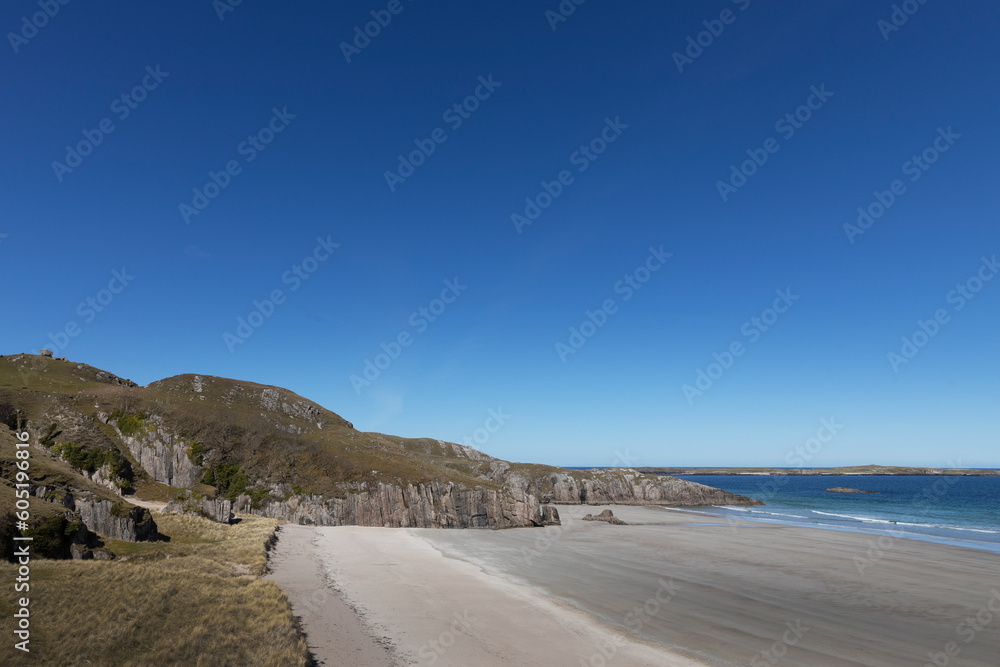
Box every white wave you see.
[811,511,870,521]
[809,511,1000,535]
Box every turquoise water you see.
[675,474,1000,554]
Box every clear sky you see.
[2,1,998,468]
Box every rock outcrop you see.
[582,509,626,525]
[164,490,233,524]
[539,505,560,525]
[511,469,763,507]
[75,499,159,542]
[85,463,127,495]
[106,414,201,488]
[236,481,555,529]
[825,487,877,494]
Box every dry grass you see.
[0,514,310,666]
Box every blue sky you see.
[2,1,998,467]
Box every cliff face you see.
[105,414,201,489]
[509,469,763,507]
[235,481,551,529]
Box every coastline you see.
[268,506,1000,666]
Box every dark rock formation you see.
[539,505,560,525]
[582,509,627,525]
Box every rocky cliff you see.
[105,413,201,489]
[235,481,552,529]
[512,469,763,507]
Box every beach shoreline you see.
[269,505,1000,666]
[265,525,398,666]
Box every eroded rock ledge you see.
[511,470,764,508]
[235,481,555,529]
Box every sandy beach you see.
[270,506,1000,666]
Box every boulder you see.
[582,509,627,525]
[539,505,561,526]
[40,349,54,358]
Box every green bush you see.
[248,488,271,509]
[24,516,81,559]
[52,442,92,470]
[186,441,205,466]
[51,442,132,490]
[200,466,216,486]
[110,410,148,437]
[202,464,250,502]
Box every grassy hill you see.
[0,354,505,506]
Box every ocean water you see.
[674,474,1000,554]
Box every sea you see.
[673,473,1000,554]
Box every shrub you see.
[202,464,250,502]
[52,442,91,470]
[247,488,271,509]
[186,441,205,466]
[51,443,133,490]
[40,422,61,447]
[24,515,79,558]
[110,410,148,437]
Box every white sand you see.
[269,506,1000,666]
[310,526,704,666]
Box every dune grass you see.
[0,514,310,666]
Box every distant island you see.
[636,465,999,477]
[825,487,877,494]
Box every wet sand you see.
[270,506,1000,666]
